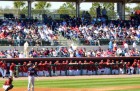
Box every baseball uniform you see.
[28,65,35,91]
[3,76,14,91]
[0,61,3,77]
[1,62,7,78]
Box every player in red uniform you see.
[119,60,125,74]
[9,63,15,77]
[3,76,14,91]
[112,61,119,75]
[87,61,93,75]
[68,60,73,76]
[38,61,44,76]
[105,59,111,75]
[98,60,105,75]
[23,62,28,77]
[126,62,131,74]
[77,61,82,76]
[131,61,137,74]
[61,61,66,76]
[1,61,7,78]
[43,61,49,76]
[18,63,23,77]
[137,60,140,74]
[82,60,88,75]
[55,61,61,76]
[0,61,4,77]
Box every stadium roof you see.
[1,0,140,3]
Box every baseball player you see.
[119,60,125,74]
[87,61,93,75]
[0,61,4,77]
[73,61,78,76]
[18,63,23,77]
[112,61,119,75]
[61,61,66,76]
[23,62,28,77]
[82,60,88,75]
[28,64,35,91]
[105,59,111,75]
[131,61,137,74]
[77,61,82,76]
[1,61,7,78]
[126,62,131,74]
[38,61,44,76]
[137,60,140,74]
[98,60,105,75]
[68,60,74,76]
[43,61,49,76]
[9,63,15,77]
[3,76,14,91]
[34,62,39,76]
[55,61,61,76]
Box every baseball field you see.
[0,75,140,91]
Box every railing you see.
[1,57,140,63]
[0,39,71,46]
[0,38,139,46]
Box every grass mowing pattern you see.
[0,77,140,88]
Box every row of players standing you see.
[0,59,140,77]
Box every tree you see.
[89,2,100,17]
[13,1,25,10]
[89,2,116,19]
[57,2,76,16]
[34,1,51,10]
[133,3,140,11]
[125,5,133,14]
[34,1,51,15]
[13,1,25,16]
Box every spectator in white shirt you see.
[19,52,25,58]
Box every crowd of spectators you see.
[0,43,139,58]
[0,19,59,46]
[58,20,140,45]
[0,11,139,47]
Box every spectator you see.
[96,6,101,18]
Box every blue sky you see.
[0,1,137,10]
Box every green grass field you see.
[1,77,140,91]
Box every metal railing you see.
[0,38,139,46]
[13,63,129,77]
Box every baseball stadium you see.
[0,0,140,91]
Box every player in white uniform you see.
[28,64,35,91]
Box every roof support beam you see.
[127,0,133,3]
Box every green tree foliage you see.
[133,3,140,11]
[89,2,116,19]
[13,1,25,16]
[57,2,76,16]
[34,1,51,10]
[125,5,132,13]
[13,1,25,9]
[34,2,51,15]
